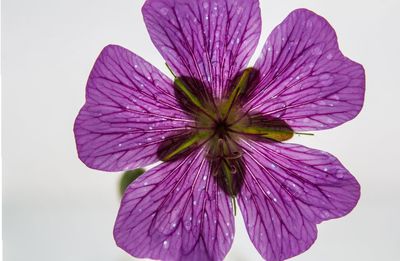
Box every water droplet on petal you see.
[160,8,169,16]
[184,220,191,230]
[312,46,323,55]
[319,73,333,86]
[336,170,345,179]
[163,240,169,249]
[320,210,331,219]
[284,180,304,199]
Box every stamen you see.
[230,164,237,174]
[225,151,242,160]
[217,138,225,156]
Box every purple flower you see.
[74,1,365,260]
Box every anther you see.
[225,151,242,160]
[230,164,237,174]
[217,138,225,156]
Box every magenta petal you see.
[237,139,360,261]
[245,9,365,130]
[74,45,193,171]
[114,149,234,261]
[142,0,261,98]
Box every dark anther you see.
[225,151,242,160]
[230,164,237,174]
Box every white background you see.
[3,0,400,260]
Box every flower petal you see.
[142,0,261,98]
[74,45,193,171]
[237,139,360,261]
[114,149,234,261]
[245,9,365,130]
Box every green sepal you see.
[235,125,294,142]
[222,160,237,215]
[119,168,145,196]
[162,131,210,161]
[166,63,212,117]
[174,78,204,109]
[221,68,253,118]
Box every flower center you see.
[161,67,295,159]
[214,119,229,138]
[159,67,296,202]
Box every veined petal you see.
[245,9,365,130]
[114,149,234,261]
[74,45,193,171]
[237,139,360,261]
[142,0,261,99]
